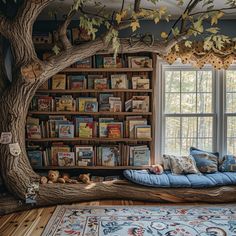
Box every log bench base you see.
[1,180,236,215]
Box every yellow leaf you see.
[211,11,224,25]
[161,31,168,39]
[154,16,160,24]
[130,21,140,32]
[159,6,166,17]
[116,10,127,24]
[175,44,180,52]
[206,27,219,34]
[184,40,192,48]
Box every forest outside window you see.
[162,66,216,156]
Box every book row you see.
[27,144,151,167]
[30,95,150,113]
[26,116,151,139]
[39,74,150,90]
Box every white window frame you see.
[156,60,220,161]
[222,65,236,156]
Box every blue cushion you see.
[123,170,236,188]
[190,147,219,173]
[219,155,236,172]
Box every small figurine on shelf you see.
[40,170,78,184]
[77,173,91,184]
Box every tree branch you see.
[134,0,141,13]
[190,6,236,16]
[58,10,76,50]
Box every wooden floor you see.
[0,200,216,236]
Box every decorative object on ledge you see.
[164,41,236,69]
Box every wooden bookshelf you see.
[26,137,152,142]
[36,89,153,94]
[28,111,152,115]
[27,52,157,171]
[62,67,153,73]
[32,165,150,170]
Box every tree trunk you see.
[0,77,40,199]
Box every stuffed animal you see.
[61,173,78,184]
[78,173,91,184]
[149,164,164,175]
[40,170,66,184]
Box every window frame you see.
[157,60,219,158]
[223,65,236,155]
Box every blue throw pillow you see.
[190,147,218,173]
[219,155,236,172]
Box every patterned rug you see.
[42,205,236,236]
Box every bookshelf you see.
[26,52,157,172]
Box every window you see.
[161,66,216,155]
[225,69,236,154]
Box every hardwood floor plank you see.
[0,214,14,231]
[1,211,31,236]
[29,207,55,236]
[11,209,44,236]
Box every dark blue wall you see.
[33,19,236,39]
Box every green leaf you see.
[184,40,192,48]
[52,45,60,55]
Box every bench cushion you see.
[123,170,236,188]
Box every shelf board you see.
[32,165,150,170]
[62,67,153,72]
[28,111,152,115]
[26,137,152,142]
[36,89,153,93]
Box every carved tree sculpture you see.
[0,0,236,213]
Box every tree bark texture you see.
[1,180,236,215]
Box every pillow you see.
[168,155,200,175]
[190,147,218,173]
[219,155,236,172]
[162,154,171,170]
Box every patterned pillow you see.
[168,155,200,175]
[219,155,236,172]
[162,154,171,170]
[190,147,218,173]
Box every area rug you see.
[42,205,236,236]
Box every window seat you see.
[124,170,236,188]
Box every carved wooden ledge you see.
[1,180,236,215]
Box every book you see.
[68,75,86,90]
[125,98,132,112]
[107,122,123,138]
[58,152,75,166]
[52,74,66,90]
[111,74,128,89]
[132,96,149,112]
[79,122,93,138]
[87,75,103,89]
[37,96,52,111]
[131,75,147,89]
[135,125,151,139]
[73,57,92,68]
[99,118,114,137]
[84,101,98,112]
[94,55,104,68]
[94,78,108,89]
[128,57,152,68]
[133,149,150,166]
[99,93,113,111]
[129,119,147,138]
[103,57,116,68]
[26,125,41,139]
[75,117,93,136]
[56,96,75,111]
[129,145,148,165]
[109,97,121,112]
[101,146,120,166]
[58,124,74,138]
[75,146,94,166]
[51,145,70,166]
[27,150,43,167]
[78,97,97,111]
